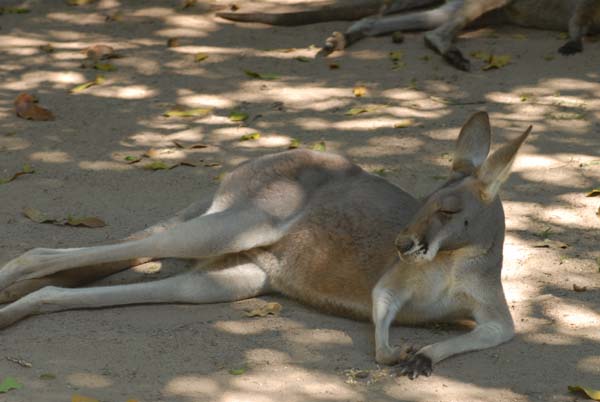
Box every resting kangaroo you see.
[217,0,600,70]
[0,112,530,378]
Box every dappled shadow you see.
[0,0,599,401]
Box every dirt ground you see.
[1,1,600,401]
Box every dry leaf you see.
[39,44,55,53]
[39,373,56,380]
[0,7,30,13]
[328,62,340,69]
[143,161,174,170]
[84,44,117,61]
[244,302,282,317]
[573,284,588,292]
[167,38,180,48]
[172,140,208,149]
[181,0,197,9]
[394,118,414,128]
[67,0,96,5]
[532,239,568,249]
[345,105,380,116]
[71,395,100,402]
[23,207,54,224]
[353,86,367,97]
[568,385,600,400]
[295,56,310,62]
[6,357,32,368]
[66,216,107,228]
[228,367,246,375]
[104,11,123,22]
[124,155,142,164]
[14,93,55,121]
[0,164,35,185]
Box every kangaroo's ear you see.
[452,112,491,176]
[478,125,532,201]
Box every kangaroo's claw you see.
[394,353,433,379]
[443,48,470,71]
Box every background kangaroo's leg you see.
[382,0,444,16]
[324,1,458,51]
[0,197,212,303]
[0,207,287,295]
[423,0,511,71]
[558,0,599,55]
[0,262,270,329]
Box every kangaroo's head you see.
[395,111,531,263]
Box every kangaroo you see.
[0,112,530,378]
[217,0,600,71]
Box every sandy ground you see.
[1,1,600,401]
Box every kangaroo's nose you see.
[395,236,414,254]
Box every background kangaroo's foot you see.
[558,39,583,55]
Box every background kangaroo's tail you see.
[216,1,382,26]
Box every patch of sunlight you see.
[164,376,219,397]
[382,88,433,102]
[2,71,86,91]
[0,136,30,152]
[350,49,389,60]
[48,29,98,41]
[66,372,111,388]
[0,35,45,48]
[512,153,564,171]
[525,332,575,346]
[91,84,158,99]
[129,132,177,147]
[168,128,207,142]
[285,328,352,346]
[46,12,106,25]
[245,348,291,364]
[177,90,233,108]
[384,375,525,402]
[552,303,600,330]
[539,206,586,226]
[334,117,404,131]
[229,367,359,400]
[221,393,275,402]
[237,134,294,148]
[213,320,272,335]
[115,57,161,75]
[577,356,600,374]
[79,161,131,171]
[294,117,333,131]
[234,83,348,109]
[541,77,599,91]
[131,7,175,18]
[30,151,72,163]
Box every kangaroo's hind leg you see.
[559,0,600,55]
[423,0,510,71]
[0,206,289,295]
[0,196,213,303]
[0,259,271,329]
[323,0,455,52]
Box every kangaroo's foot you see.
[375,345,413,366]
[394,351,433,379]
[424,31,470,71]
[558,39,583,55]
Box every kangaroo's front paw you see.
[375,345,413,366]
[558,40,583,55]
[395,353,433,380]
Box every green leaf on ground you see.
[0,164,35,185]
[587,188,600,197]
[240,132,260,141]
[311,141,326,152]
[228,367,247,375]
[70,75,105,93]
[195,53,208,62]
[39,373,56,381]
[143,161,171,170]
[288,138,300,149]
[0,7,30,14]
[568,385,600,400]
[295,56,310,62]
[229,110,249,122]
[94,63,117,71]
[0,377,23,393]
[163,107,212,118]
[482,54,511,70]
[393,119,414,128]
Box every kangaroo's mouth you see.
[395,236,429,260]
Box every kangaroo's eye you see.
[439,209,460,215]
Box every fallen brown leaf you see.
[14,93,55,121]
[84,44,118,62]
[66,216,107,228]
[245,302,282,317]
[573,284,588,292]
